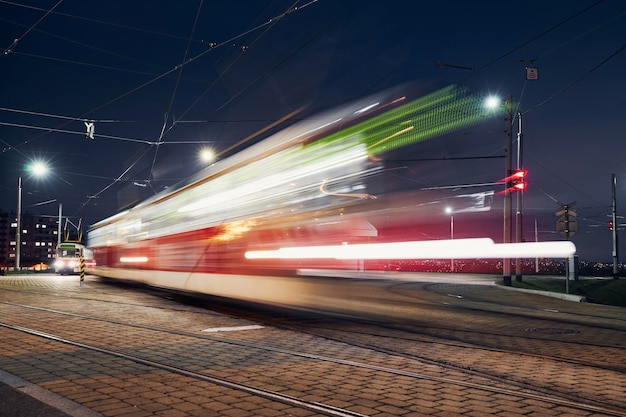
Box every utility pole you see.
[503,95,513,286]
[515,112,524,282]
[612,173,619,279]
[16,177,22,270]
[58,203,63,247]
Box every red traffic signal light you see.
[511,169,527,191]
[498,169,527,193]
[608,221,614,231]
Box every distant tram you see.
[54,242,94,275]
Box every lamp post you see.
[515,111,524,282]
[15,177,22,270]
[15,162,49,271]
[611,173,619,279]
[485,94,513,285]
[503,94,513,286]
[445,206,454,272]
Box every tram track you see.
[264,318,626,412]
[0,322,366,417]
[1,296,625,416]
[4,288,624,369]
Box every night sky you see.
[1,0,624,262]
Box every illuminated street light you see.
[15,161,49,270]
[488,94,527,284]
[30,161,49,176]
[487,94,514,285]
[485,96,501,110]
[199,148,216,164]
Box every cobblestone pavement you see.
[0,273,624,416]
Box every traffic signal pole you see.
[503,95,513,286]
[515,112,524,282]
[612,173,619,279]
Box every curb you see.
[0,369,103,417]
[499,285,586,302]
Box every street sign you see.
[556,215,578,239]
[555,201,578,239]
[555,208,577,217]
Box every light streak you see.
[245,238,576,260]
[319,179,376,199]
[120,257,149,263]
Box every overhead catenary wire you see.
[0,121,154,145]
[449,0,623,219]
[523,44,625,115]
[75,145,155,215]
[0,0,207,45]
[78,1,317,123]
[531,9,626,62]
[474,0,607,73]
[1,0,63,56]
[1,1,319,218]
[2,1,317,158]
[0,15,166,71]
[68,1,318,213]
[0,106,132,123]
[161,0,313,158]
[147,0,205,191]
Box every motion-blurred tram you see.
[87,85,575,304]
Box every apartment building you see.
[0,211,60,269]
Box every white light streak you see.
[245,238,576,260]
[354,102,379,114]
[120,257,149,263]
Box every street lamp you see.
[15,162,49,270]
[445,206,454,272]
[199,148,216,164]
[486,94,514,285]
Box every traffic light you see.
[498,169,527,193]
[510,169,527,191]
[498,169,528,193]
[608,221,614,231]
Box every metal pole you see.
[534,218,539,273]
[515,112,524,282]
[503,95,513,286]
[16,176,22,271]
[450,214,454,272]
[612,173,619,279]
[57,203,62,247]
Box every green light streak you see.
[306,85,504,156]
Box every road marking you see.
[202,325,264,333]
